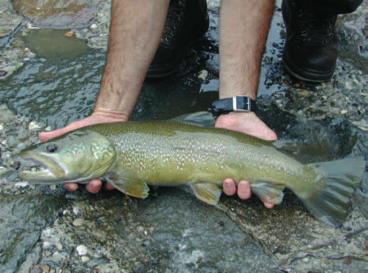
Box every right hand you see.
[215,111,277,208]
[39,111,127,193]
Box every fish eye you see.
[46,143,58,153]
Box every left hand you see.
[215,111,277,208]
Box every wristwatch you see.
[209,96,257,117]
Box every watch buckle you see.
[232,96,250,112]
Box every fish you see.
[18,119,365,226]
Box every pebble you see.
[72,206,81,215]
[90,23,98,31]
[42,241,52,249]
[81,256,90,263]
[73,218,85,227]
[30,264,50,273]
[198,70,208,81]
[0,70,8,78]
[76,245,88,256]
[55,242,63,251]
[64,31,75,38]
[28,121,42,131]
[26,22,40,30]
[14,181,29,187]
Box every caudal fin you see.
[300,157,365,227]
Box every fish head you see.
[18,130,116,183]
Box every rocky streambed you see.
[0,0,367,272]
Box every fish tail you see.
[297,157,365,226]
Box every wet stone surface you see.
[12,0,103,29]
[0,0,367,272]
[0,0,22,41]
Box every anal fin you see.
[251,182,285,205]
[190,183,222,206]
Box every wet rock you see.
[72,218,84,227]
[0,0,23,41]
[76,245,88,256]
[74,0,110,49]
[337,1,368,71]
[197,69,208,81]
[0,41,35,80]
[28,120,42,131]
[12,0,103,29]
[22,29,88,60]
[35,190,278,273]
[30,264,50,273]
[0,194,66,272]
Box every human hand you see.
[39,111,128,193]
[215,111,277,208]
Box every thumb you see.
[39,119,88,142]
[39,128,68,142]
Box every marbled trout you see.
[18,121,365,226]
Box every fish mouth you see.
[18,152,66,182]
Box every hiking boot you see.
[147,0,209,79]
[282,0,338,82]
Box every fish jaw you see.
[18,151,67,182]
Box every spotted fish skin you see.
[19,121,365,226]
[90,121,306,188]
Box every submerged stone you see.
[22,29,88,60]
[12,0,102,29]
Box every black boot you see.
[282,0,338,82]
[147,0,209,79]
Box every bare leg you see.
[216,0,276,206]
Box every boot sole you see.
[283,54,334,83]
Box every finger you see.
[104,183,115,191]
[237,180,251,200]
[39,121,86,142]
[263,201,274,209]
[64,183,79,192]
[223,178,236,196]
[85,179,102,194]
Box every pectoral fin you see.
[108,177,149,199]
[190,183,222,205]
[251,182,285,205]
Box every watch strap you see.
[209,96,257,117]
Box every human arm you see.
[40,0,171,192]
[217,0,277,207]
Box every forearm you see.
[219,0,274,100]
[94,0,170,118]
